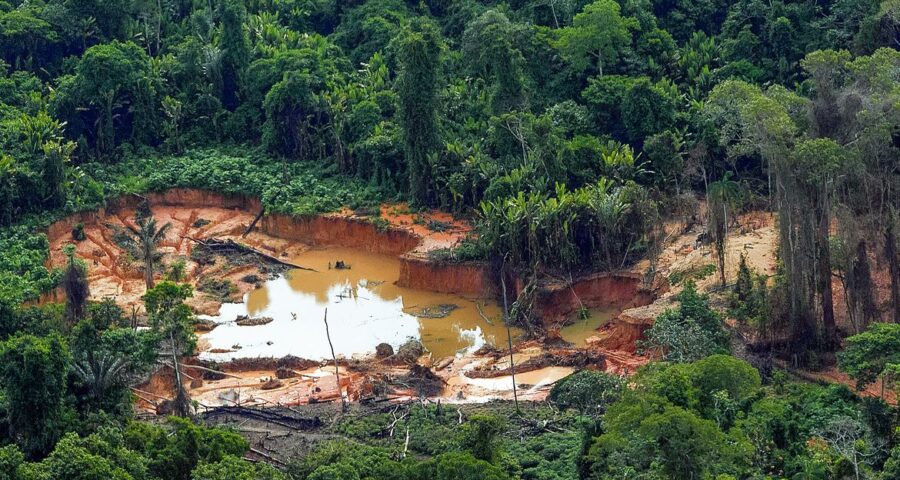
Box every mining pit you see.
[47,189,665,413]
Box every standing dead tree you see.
[323,308,346,412]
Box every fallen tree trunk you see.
[243,209,266,237]
[184,236,317,272]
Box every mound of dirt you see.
[260,378,283,390]
[204,355,319,374]
[235,315,274,326]
[404,364,445,397]
[390,339,424,365]
[276,367,297,379]
[375,343,394,358]
[467,349,606,379]
[194,318,219,332]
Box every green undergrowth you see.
[91,148,389,216]
[331,402,582,480]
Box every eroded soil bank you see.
[48,188,658,328]
[47,188,660,411]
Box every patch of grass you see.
[427,237,488,263]
[198,278,236,300]
[427,219,451,232]
[190,244,216,266]
[668,263,717,286]
[371,217,390,232]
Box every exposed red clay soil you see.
[46,190,480,316]
[48,189,657,327]
[47,191,269,315]
[47,188,668,411]
[526,271,660,325]
[397,257,495,296]
[134,336,650,413]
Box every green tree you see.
[217,0,250,111]
[556,0,636,76]
[0,8,59,71]
[0,333,71,458]
[620,79,676,144]
[262,72,327,160]
[689,355,762,425]
[125,418,248,480]
[331,0,410,66]
[409,452,509,480]
[883,439,900,480]
[460,414,505,463]
[62,245,90,324]
[395,19,442,206]
[70,313,157,414]
[0,444,24,479]
[51,41,157,159]
[121,216,172,291]
[461,10,526,114]
[707,173,742,287]
[143,282,195,416]
[191,455,285,480]
[22,428,149,480]
[549,369,624,416]
[791,137,848,346]
[585,392,751,478]
[838,323,900,394]
[642,130,685,191]
[643,282,730,362]
[287,440,405,480]
[0,155,18,226]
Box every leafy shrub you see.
[460,414,505,463]
[549,370,623,416]
[642,282,730,362]
[197,279,236,301]
[478,180,656,273]
[71,223,85,241]
[729,254,769,325]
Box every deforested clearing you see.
[0,1,898,479]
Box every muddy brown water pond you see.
[558,308,617,346]
[200,247,512,361]
[199,247,612,361]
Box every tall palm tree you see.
[72,350,132,404]
[123,216,172,290]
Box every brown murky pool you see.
[558,308,618,346]
[200,247,521,361]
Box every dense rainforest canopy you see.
[0,0,898,479]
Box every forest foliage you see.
[0,0,898,478]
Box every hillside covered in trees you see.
[0,0,899,479]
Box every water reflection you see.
[200,247,515,361]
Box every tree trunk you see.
[549,1,560,28]
[818,199,836,347]
[155,0,162,54]
[170,331,191,417]
[501,271,519,415]
[323,308,346,412]
[886,223,900,322]
[144,244,154,290]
